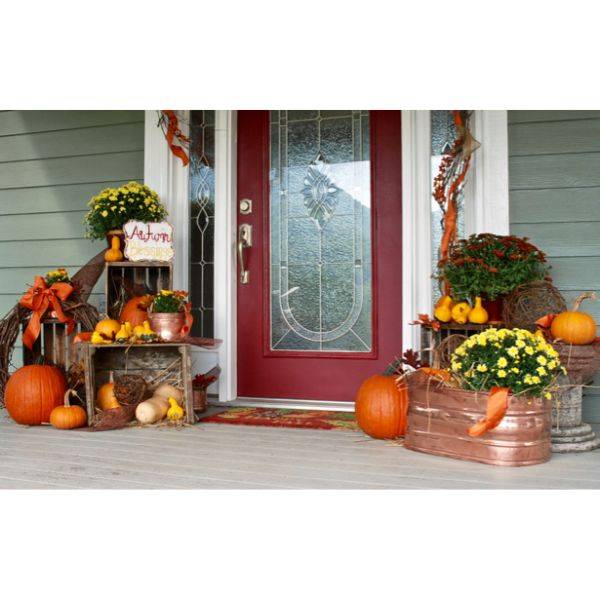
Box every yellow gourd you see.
[468,297,489,324]
[115,323,129,343]
[434,296,453,322]
[91,331,110,345]
[133,324,146,339]
[141,320,157,342]
[166,397,184,421]
[451,301,471,325]
[104,236,123,262]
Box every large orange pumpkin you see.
[5,365,68,425]
[355,374,408,439]
[551,292,598,345]
[119,295,153,327]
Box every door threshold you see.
[209,396,355,412]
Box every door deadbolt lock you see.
[240,198,253,215]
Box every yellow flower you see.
[537,355,547,366]
[516,339,526,349]
[525,346,534,356]
[537,366,547,376]
[451,361,462,372]
[160,290,174,296]
[476,364,488,373]
[497,357,508,368]
[497,369,507,378]
[507,347,519,358]
[455,347,466,357]
[101,210,108,217]
[548,360,557,370]
[478,337,487,347]
[511,367,520,374]
[532,375,541,385]
[544,392,552,400]
[144,198,152,206]
[467,338,476,348]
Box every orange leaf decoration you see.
[535,314,556,329]
[468,387,509,437]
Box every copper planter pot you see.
[405,377,551,467]
[148,311,186,342]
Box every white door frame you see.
[144,110,509,403]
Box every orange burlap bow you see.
[19,276,75,350]
[468,387,510,437]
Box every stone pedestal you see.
[551,381,600,453]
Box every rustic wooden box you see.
[22,318,83,372]
[80,342,194,426]
[105,261,172,320]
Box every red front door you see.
[237,110,402,402]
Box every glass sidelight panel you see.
[270,110,372,352]
[189,110,215,337]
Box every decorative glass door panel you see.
[269,111,372,353]
[237,111,402,402]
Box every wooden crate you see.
[22,318,83,372]
[80,342,194,426]
[105,261,172,320]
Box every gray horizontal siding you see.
[0,110,145,370]
[509,110,600,422]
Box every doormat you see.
[199,407,359,431]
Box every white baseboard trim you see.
[208,397,355,412]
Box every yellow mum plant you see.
[84,181,167,239]
[449,328,565,399]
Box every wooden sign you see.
[124,221,174,262]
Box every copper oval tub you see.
[404,378,551,467]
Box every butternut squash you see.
[135,395,169,424]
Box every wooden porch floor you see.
[2,409,600,489]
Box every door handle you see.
[238,223,252,284]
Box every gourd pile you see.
[434,295,489,325]
[134,384,185,425]
[88,317,158,345]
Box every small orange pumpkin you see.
[119,295,153,328]
[49,390,87,429]
[355,374,408,439]
[5,364,67,425]
[551,292,598,345]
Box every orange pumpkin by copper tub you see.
[5,365,68,425]
[355,374,408,439]
[49,390,87,430]
[119,295,153,328]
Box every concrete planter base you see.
[551,380,600,453]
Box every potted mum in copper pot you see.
[148,290,191,342]
[405,328,565,466]
[438,233,548,320]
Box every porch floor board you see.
[1,410,600,489]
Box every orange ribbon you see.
[162,110,189,166]
[468,387,509,437]
[180,301,194,336]
[19,276,75,350]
